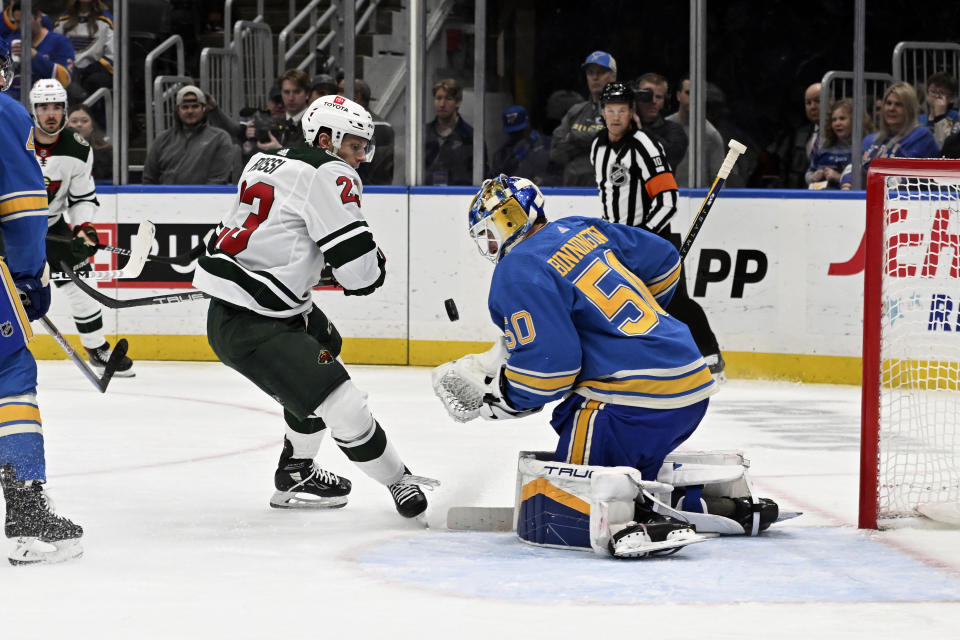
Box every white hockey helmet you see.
[302,94,376,161]
[29,78,68,135]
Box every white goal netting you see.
[876,175,960,521]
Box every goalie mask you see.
[29,79,68,136]
[0,39,12,92]
[301,94,376,162]
[468,174,546,263]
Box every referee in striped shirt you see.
[589,82,725,379]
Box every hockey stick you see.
[38,315,128,393]
[46,232,207,267]
[678,139,747,260]
[50,221,156,283]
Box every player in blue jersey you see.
[461,174,716,478]
[434,175,779,555]
[0,39,83,565]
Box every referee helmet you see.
[600,82,634,108]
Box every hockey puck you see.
[444,298,459,322]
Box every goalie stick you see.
[51,221,156,282]
[46,232,206,267]
[678,139,747,260]
[39,315,128,393]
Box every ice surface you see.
[2,363,959,638]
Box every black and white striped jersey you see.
[589,126,678,233]
[193,148,381,317]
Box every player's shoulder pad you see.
[55,127,93,160]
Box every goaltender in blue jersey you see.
[0,40,83,565]
[450,174,716,480]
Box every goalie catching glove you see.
[432,337,541,422]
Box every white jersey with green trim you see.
[192,147,382,318]
[34,127,99,228]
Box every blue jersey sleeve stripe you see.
[505,368,578,391]
[647,263,682,297]
[0,195,49,217]
[0,190,47,202]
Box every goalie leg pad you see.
[657,451,781,535]
[515,452,707,558]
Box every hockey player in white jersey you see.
[30,79,135,376]
[193,95,438,518]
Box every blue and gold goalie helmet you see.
[468,174,545,262]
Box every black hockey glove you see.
[342,249,386,297]
[15,264,51,321]
[70,222,100,261]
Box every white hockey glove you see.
[432,337,539,422]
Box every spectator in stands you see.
[0,0,54,39]
[550,50,615,186]
[310,73,338,102]
[773,82,823,188]
[805,99,872,190]
[840,82,940,189]
[54,0,112,103]
[666,74,724,187]
[424,77,485,185]
[544,88,584,136]
[491,105,556,186]
[634,72,687,171]
[266,84,285,120]
[339,76,394,184]
[142,84,240,185]
[919,71,959,148]
[257,69,310,150]
[3,4,74,99]
[67,103,112,182]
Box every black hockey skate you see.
[704,496,780,534]
[1,466,83,566]
[270,455,352,509]
[86,340,135,378]
[388,467,440,519]
[608,500,705,559]
[704,352,726,383]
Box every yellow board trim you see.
[27,335,868,385]
[520,477,590,515]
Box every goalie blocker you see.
[513,450,785,559]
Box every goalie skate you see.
[609,520,706,559]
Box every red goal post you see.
[860,157,960,529]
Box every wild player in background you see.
[30,78,134,376]
[193,95,438,519]
[0,40,83,565]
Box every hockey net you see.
[860,158,960,529]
